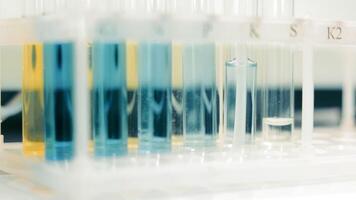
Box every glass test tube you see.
[92,42,128,157]
[183,43,218,149]
[172,43,183,146]
[22,44,45,156]
[224,58,257,145]
[88,43,94,152]
[138,42,172,153]
[126,41,139,149]
[262,44,294,142]
[44,42,74,161]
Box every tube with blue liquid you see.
[138,42,172,153]
[182,43,218,149]
[44,42,74,161]
[92,42,128,157]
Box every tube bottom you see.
[23,141,44,157]
[263,117,294,142]
[95,141,127,157]
[139,137,171,154]
[45,142,73,161]
[184,134,216,151]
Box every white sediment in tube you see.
[259,0,296,143]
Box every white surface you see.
[0,174,50,200]
[2,129,356,200]
[2,144,356,200]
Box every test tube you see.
[138,42,172,153]
[22,44,45,156]
[172,43,183,147]
[126,41,139,149]
[224,58,257,145]
[92,42,128,157]
[44,42,74,161]
[182,42,218,149]
[262,44,294,142]
[259,0,295,143]
[88,43,94,151]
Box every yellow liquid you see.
[22,44,44,157]
[172,135,183,146]
[126,41,139,149]
[88,43,94,153]
[172,43,183,147]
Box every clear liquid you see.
[224,84,236,139]
[263,117,294,142]
[22,44,44,156]
[224,59,257,145]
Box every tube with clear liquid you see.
[138,42,172,153]
[44,42,74,161]
[92,42,128,157]
[22,44,45,156]
[182,42,218,149]
[224,58,257,146]
[262,44,294,143]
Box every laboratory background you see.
[1,0,356,199]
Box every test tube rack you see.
[1,3,356,200]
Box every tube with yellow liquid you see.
[171,43,183,148]
[126,41,139,150]
[22,44,44,156]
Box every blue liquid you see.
[92,42,128,157]
[44,42,74,161]
[182,43,218,148]
[138,42,172,153]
